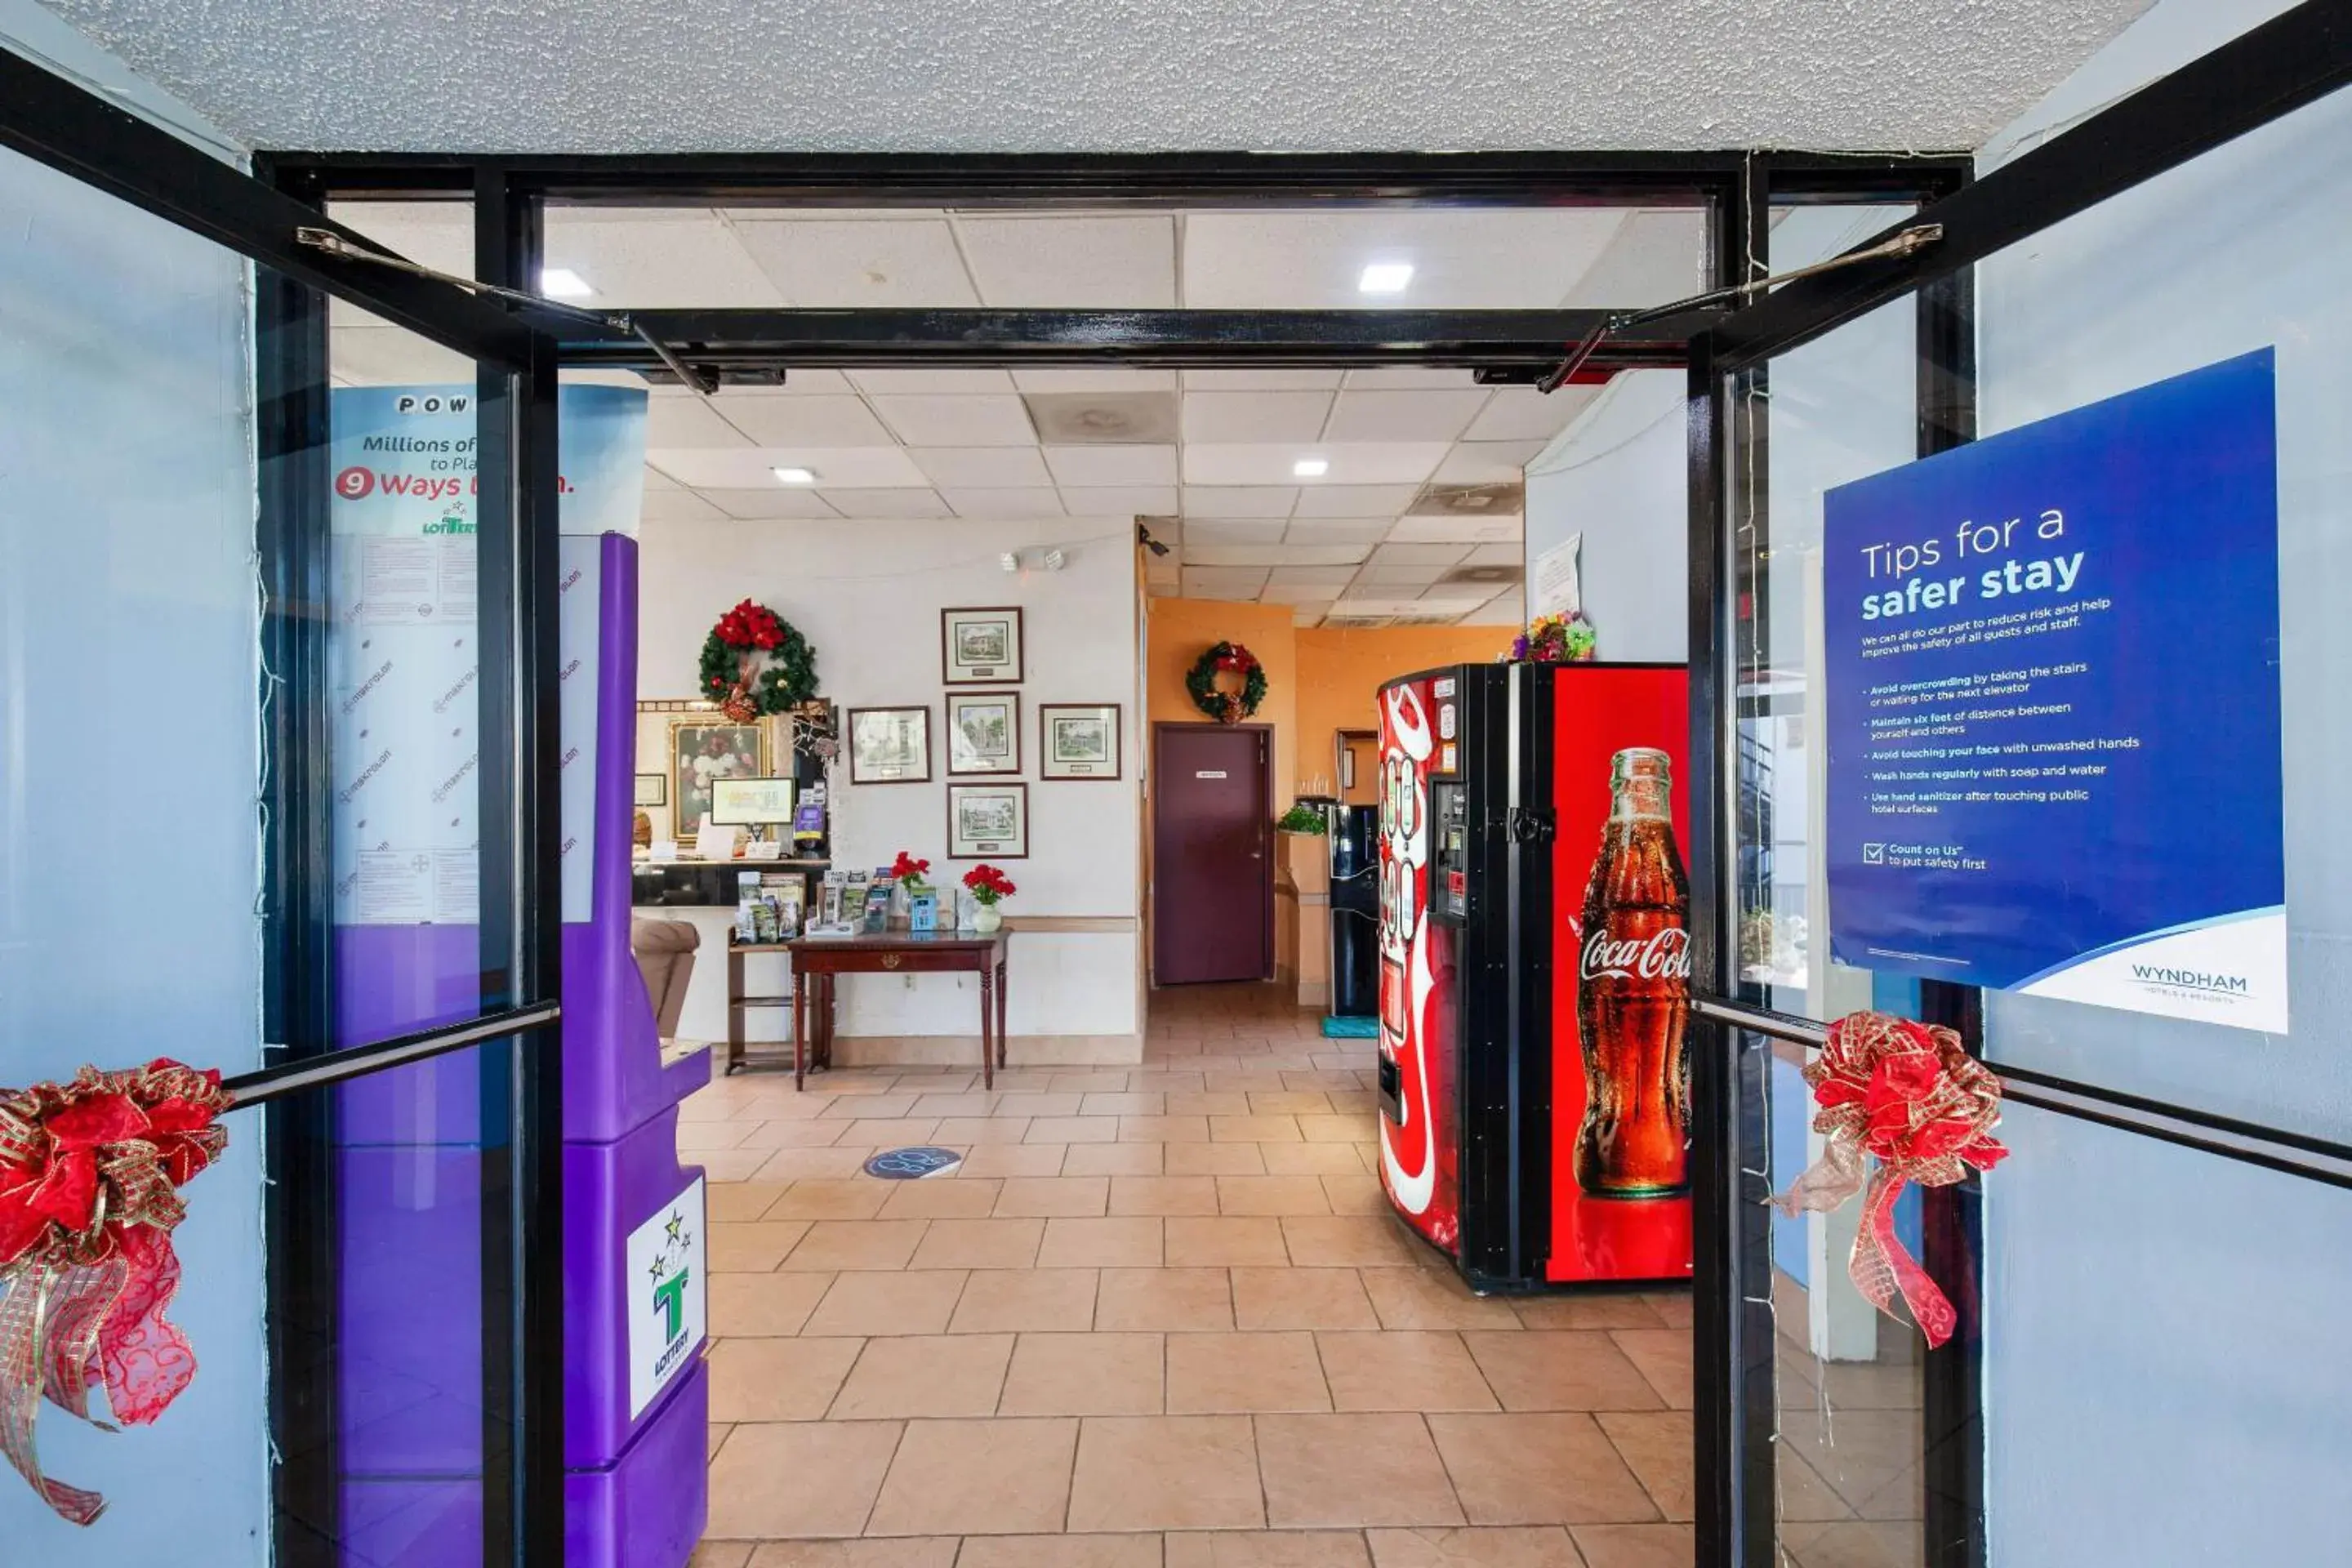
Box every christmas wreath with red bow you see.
[1184,641,1267,724]
[699,599,818,723]
[0,1059,233,1523]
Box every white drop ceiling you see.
[327,203,1687,628]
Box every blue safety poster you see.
[1824,350,2287,1033]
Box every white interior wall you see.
[1521,368,1688,661]
[636,514,1143,1055]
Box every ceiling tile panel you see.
[732,368,858,395]
[848,369,1018,394]
[825,488,956,519]
[940,487,1067,518]
[1268,566,1363,589]
[1186,443,1450,487]
[1180,487,1298,519]
[907,446,1054,487]
[1432,441,1544,486]
[329,325,473,385]
[871,394,1038,447]
[1186,545,1353,568]
[730,217,978,306]
[649,445,927,489]
[1339,368,1483,390]
[1290,603,1335,626]
[1290,483,1419,519]
[956,216,1178,307]
[1059,484,1180,515]
[537,213,785,306]
[716,394,894,447]
[1321,390,1493,443]
[1043,444,1180,487]
[1012,368,1178,393]
[1563,209,1708,309]
[1180,391,1333,445]
[1372,543,1472,567]
[1183,519,1289,546]
[1464,385,1601,442]
[1181,210,1627,310]
[638,486,728,523]
[644,394,752,448]
[698,487,844,520]
[1181,370,1344,391]
[1468,590,1527,626]
[1179,567,1272,602]
[1282,519,1396,546]
[1463,542,1524,566]
[1358,564,1450,586]
[1386,515,1521,544]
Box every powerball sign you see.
[1822,351,2287,1034]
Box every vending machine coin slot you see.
[1376,1054,1402,1123]
[1431,780,1469,925]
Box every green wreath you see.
[1185,640,1267,724]
[699,598,817,721]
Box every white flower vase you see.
[973,903,1004,935]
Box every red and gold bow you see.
[1773,1012,2006,1348]
[0,1060,231,1524]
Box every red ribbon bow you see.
[1773,1013,2006,1348]
[0,1060,231,1524]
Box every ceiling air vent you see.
[1322,615,1396,630]
[1441,564,1521,587]
[1392,612,1467,626]
[1022,391,1179,444]
[1408,481,1524,517]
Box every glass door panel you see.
[1,121,558,1567]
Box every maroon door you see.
[1152,724,1272,984]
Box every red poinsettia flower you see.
[961,863,1018,903]
[889,851,932,883]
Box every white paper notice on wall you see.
[1532,532,1584,620]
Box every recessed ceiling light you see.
[1358,262,1414,294]
[772,466,817,484]
[540,267,594,299]
[1293,457,1330,479]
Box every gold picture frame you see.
[668,717,773,843]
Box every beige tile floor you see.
[686,983,1695,1568]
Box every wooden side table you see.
[724,940,798,1074]
[765,930,1010,1089]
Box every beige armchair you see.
[631,919,700,1040]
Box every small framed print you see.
[633,773,667,808]
[947,690,1022,776]
[947,782,1029,860]
[848,706,932,785]
[942,606,1024,686]
[1039,703,1121,780]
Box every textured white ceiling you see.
[47,0,2149,154]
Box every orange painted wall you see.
[1294,626,1509,786]
[1142,602,1512,983]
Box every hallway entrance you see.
[688,982,1690,1563]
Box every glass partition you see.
[1718,66,2352,1568]
[1,135,558,1566]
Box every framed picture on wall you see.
[947,691,1022,776]
[1039,703,1121,780]
[847,706,932,785]
[633,773,667,807]
[947,782,1029,859]
[942,606,1024,685]
[669,719,771,843]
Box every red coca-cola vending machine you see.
[1374,661,1692,1290]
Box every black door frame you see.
[1686,7,2352,1568]
[1151,720,1277,986]
[0,53,569,1568]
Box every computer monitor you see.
[708,777,795,827]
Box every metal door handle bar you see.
[1690,992,2352,1191]
[219,1001,563,1109]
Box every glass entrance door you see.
[1,54,564,1567]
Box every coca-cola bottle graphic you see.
[1575,747,1691,1197]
